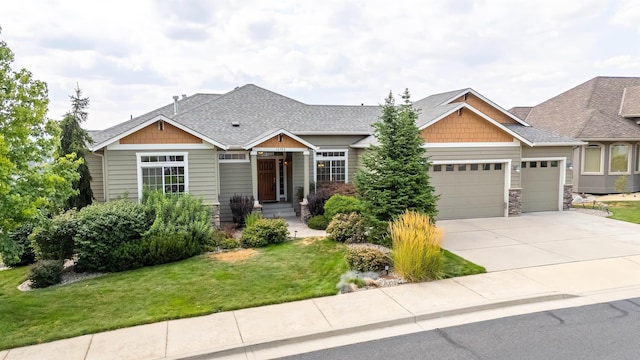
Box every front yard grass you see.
[0,238,485,351]
[604,201,640,224]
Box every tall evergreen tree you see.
[58,84,93,209]
[355,89,438,222]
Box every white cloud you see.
[1,0,638,129]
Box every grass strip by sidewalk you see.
[0,238,485,351]
[0,238,347,350]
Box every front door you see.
[258,159,277,202]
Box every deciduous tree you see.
[0,28,79,259]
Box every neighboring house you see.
[512,76,640,194]
[86,84,582,224]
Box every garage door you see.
[521,160,561,212]
[429,163,505,220]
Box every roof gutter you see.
[531,141,587,147]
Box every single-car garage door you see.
[521,160,561,212]
[430,162,505,220]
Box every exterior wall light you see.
[512,164,521,173]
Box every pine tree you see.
[58,84,93,209]
[355,89,438,222]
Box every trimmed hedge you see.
[346,246,392,272]
[326,212,367,243]
[74,200,152,272]
[307,215,329,230]
[323,194,363,220]
[30,210,77,260]
[241,218,289,248]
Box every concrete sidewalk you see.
[5,256,640,360]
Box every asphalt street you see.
[283,297,640,360]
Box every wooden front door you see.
[258,159,277,202]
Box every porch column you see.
[250,151,260,206]
[303,150,310,201]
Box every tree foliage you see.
[354,89,438,222]
[0,28,80,258]
[58,84,93,209]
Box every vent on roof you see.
[173,95,179,114]
[181,94,187,100]
[232,122,240,127]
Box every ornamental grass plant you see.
[391,210,443,282]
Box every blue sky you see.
[2,0,639,130]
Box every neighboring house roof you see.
[89,84,578,151]
[508,106,533,120]
[521,76,640,140]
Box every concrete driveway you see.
[439,211,640,272]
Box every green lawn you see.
[604,201,640,224]
[0,238,485,351]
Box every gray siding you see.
[85,152,104,202]
[522,146,573,185]
[425,146,521,188]
[576,141,640,194]
[219,162,252,222]
[105,149,218,204]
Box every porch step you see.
[261,202,297,218]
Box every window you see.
[610,143,630,174]
[636,144,640,173]
[494,163,502,170]
[316,151,347,182]
[482,163,491,171]
[137,153,188,197]
[582,143,603,174]
[529,161,537,168]
[521,162,527,168]
[551,161,558,167]
[218,152,248,163]
[470,164,478,171]
[540,161,548,168]
[446,164,454,171]
[433,165,442,172]
[458,164,467,171]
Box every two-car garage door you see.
[429,162,505,220]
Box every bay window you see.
[609,143,630,174]
[582,143,603,174]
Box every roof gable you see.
[244,129,318,150]
[420,109,514,143]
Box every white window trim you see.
[136,152,189,199]
[581,143,605,175]
[313,149,349,183]
[608,142,632,175]
[218,151,249,163]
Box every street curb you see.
[166,293,577,360]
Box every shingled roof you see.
[520,77,640,140]
[89,84,579,150]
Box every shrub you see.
[143,233,201,266]
[241,218,289,248]
[307,188,331,217]
[307,215,329,230]
[391,210,443,282]
[326,213,367,243]
[346,246,392,272]
[245,212,261,228]
[208,230,240,251]
[317,181,357,196]
[2,222,36,267]
[365,216,392,248]
[230,194,254,226]
[74,200,152,272]
[110,240,146,272]
[324,194,363,220]
[28,260,64,288]
[144,191,212,247]
[30,210,77,260]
